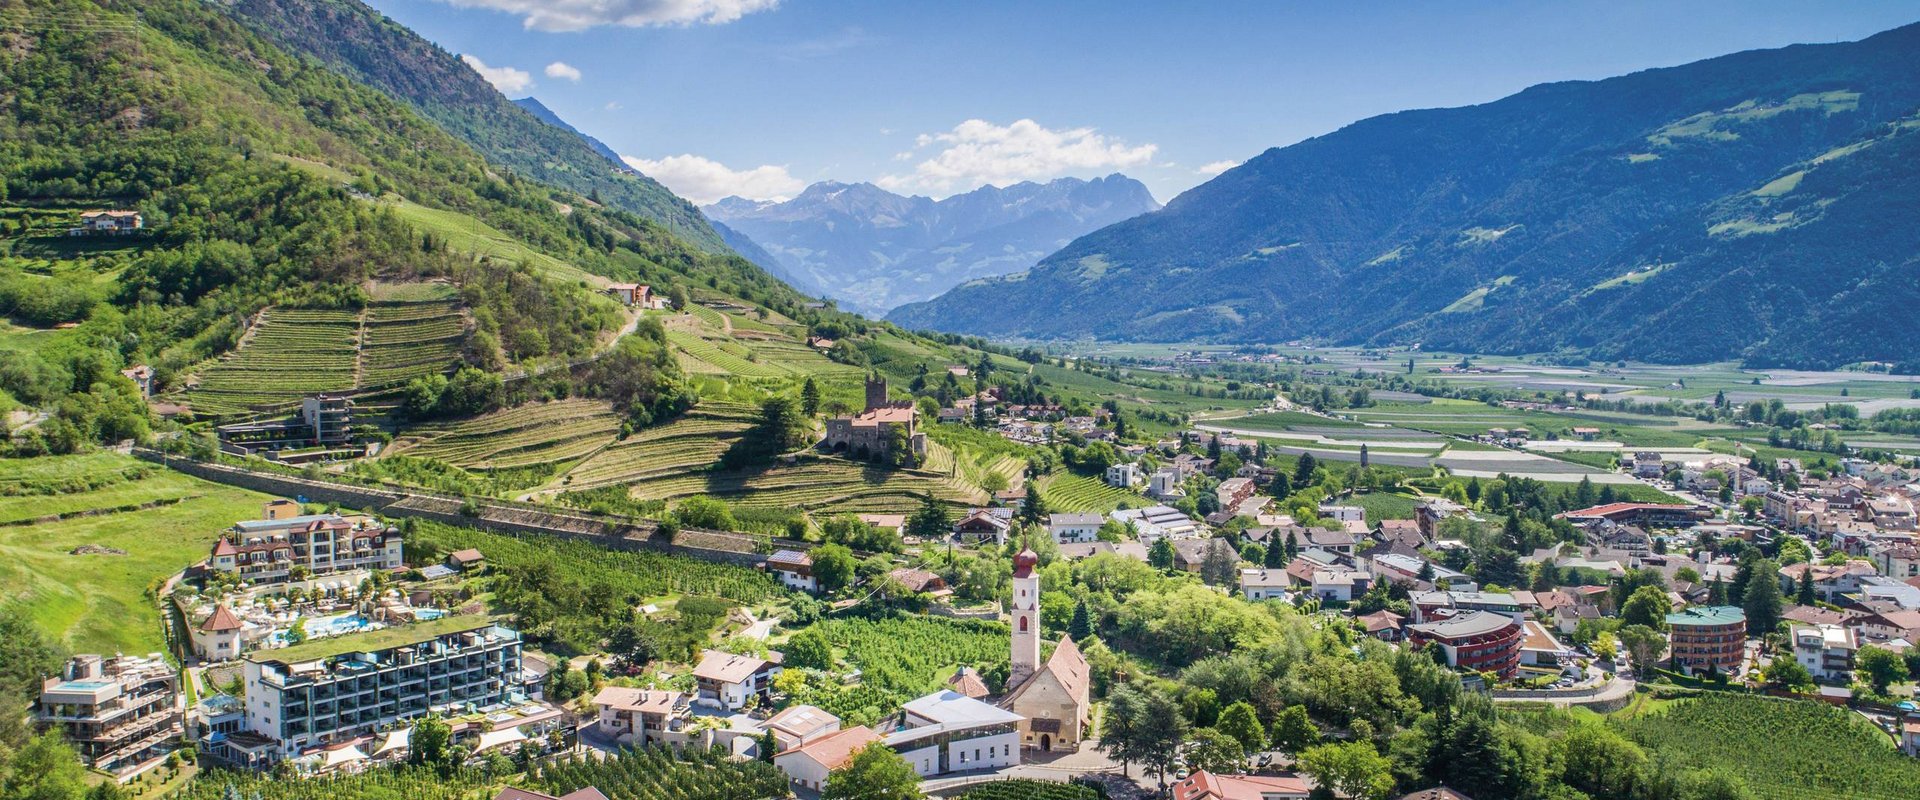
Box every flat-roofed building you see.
[1407,611,1523,678]
[237,616,522,761]
[36,654,181,778]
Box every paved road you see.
[1493,674,1637,708]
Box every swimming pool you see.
[266,614,382,647]
[414,609,446,620]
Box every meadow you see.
[0,453,272,654]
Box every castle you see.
[822,376,926,459]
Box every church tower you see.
[1008,540,1042,689]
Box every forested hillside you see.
[0,0,813,450]
[219,0,730,253]
[892,22,1920,368]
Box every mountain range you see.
[890,23,1920,367]
[706,176,1160,313]
[222,0,730,253]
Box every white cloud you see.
[544,61,583,82]
[461,54,533,94]
[1196,160,1242,176]
[604,101,623,111]
[880,118,1157,196]
[436,0,779,32]
[621,153,804,205]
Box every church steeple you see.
[1009,533,1041,688]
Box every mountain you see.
[220,0,730,254]
[511,97,634,174]
[707,175,1160,314]
[891,24,1920,367]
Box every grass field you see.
[0,455,271,654]
[1346,488,1422,522]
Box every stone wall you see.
[131,449,806,569]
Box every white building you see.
[1110,505,1201,542]
[1310,568,1369,603]
[886,690,1023,777]
[208,501,403,586]
[1792,623,1858,681]
[1318,504,1366,523]
[774,725,880,792]
[765,550,816,593]
[1148,469,1183,500]
[1105,462,1142,488]
[190,605,245,663]
[1047,513,1103,544]
[692,649,783,710]
[1238,568,1292,601]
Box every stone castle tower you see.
[864,375,889,412]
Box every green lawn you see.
[1347,489,1422,522]
[0,455,273,654]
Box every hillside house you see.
[1047,512,1103,544]
[72,210,142,235]
[692,649,783,710]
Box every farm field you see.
[623,456,982,515]
[0,454,272,654]
[182,301,471,415]
[360,300,468,387]
[182,308,359,414]
[1618,694,1920,800]
[1036,471,1148,513]
[554,401,760,489]
[393,398,621,471]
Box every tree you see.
[409,715,457,775]
[1200,538,1240,586]
[758,727,779,763]
[784,627,834,670]
[1761,656,1813,691]
[668,285,690,310]
[1857,645,1909,695]
[800,377,822,416]
[1135,686,1190,793]
[1795,568,1817,606]
[1743,558,1783,637]
[1098,684,1147,776]
[3,731,89,800]
[810,544,857,593]
[1293,452,1318,487]
[823,743,922,800]
[1269,704,1318,753]
[1616,625,1665,677]
[1216,701,1268,757]
[1556,724,1647,800]
[1263,533,1287,568]
[1068,597,1094,641]
[1621,585,1673,630]
[1148,537,1175,570]
[906,495,950,540]
[1185,727,1247,774]
[1297,741,1395,800]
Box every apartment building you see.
[237,616,521,761]
[591,688,691,747]
[1665,606,1746,675]
[208,501,403,585]
[1792,623,1858,682]
[36,655,182,777]
[1406,611,1523,678]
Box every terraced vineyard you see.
[360,300,467,386]
[393,398,620,470]
[666,329,789,377]
[623,456,981,515]
[1037,471,1146,513]
[558,402,761,488]
[183,308,360,414]
[182,301,471,415]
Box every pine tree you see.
[1149,538,1175,570]
[1743,558,1783,637]
[1263,534,1287,568]
[1069,598,1093,641]
[1293,452,1318,487]
[1796,568,1817,606]
[800,377,821,416]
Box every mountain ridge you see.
[890,22,1920,367]
[707,174,1159,313]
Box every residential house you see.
[859,514,908,539]
[887,568,950,598]
[1148,469,1184,500]
[1319,503,1366,523]
[1779,561,1879,603]
[74,210,143,235]
[1311,568,1370,603]
[591,688,690,746]
[190,605,245,663]
[1105,462,1143,489]
[775,726,881,792]
[1357,610,1406,641]
[763,705,842,750]
[1873,542,1920,580]
[692,649,783,710]
[766,550,816,593]
[445,548,486,572]
[952,508,1013,546]
[1632,452,1666,478]
[604,283,652,307]
[1047,512,1103,544]
[1791,623,1857,682]
[1238,569,1292,601]
[1217,478,1256,512]
[1170,771,1312,800]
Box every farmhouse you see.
[72,209,143,235]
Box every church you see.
[997,543,1092,752]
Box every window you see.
[1019,617,1028,632]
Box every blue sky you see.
[367,0,1920,205]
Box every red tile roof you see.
[199,605,244,633]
